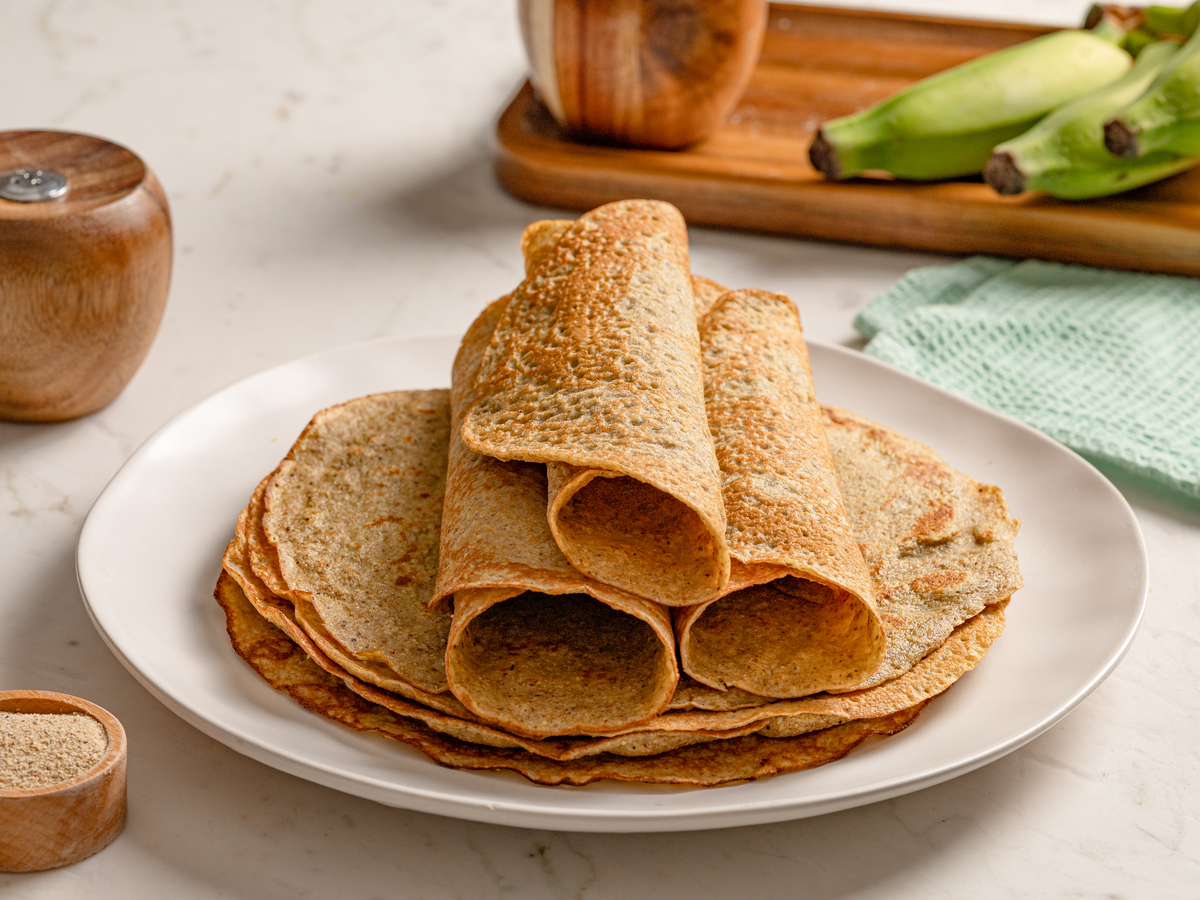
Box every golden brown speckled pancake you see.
[462,200,730,607]
[676,289,885,698]
[433,297,680,740]
[215,570,928,786]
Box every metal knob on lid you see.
[0,168,69,202]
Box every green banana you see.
[809,31,1132,181]
[1144,2,1200,38]
[1105,24,1200,157]
[988,41,1199,199]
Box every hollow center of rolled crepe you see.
[686,578,876,698]
[453,592,669,735]
[554,474,719,605]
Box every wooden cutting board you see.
[495,3,1200,276]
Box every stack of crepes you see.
[216,200,1022,786]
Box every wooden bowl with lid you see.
[0,690,128,873]
[518,0,768,149]
[0,130,172,422]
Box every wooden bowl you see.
[0,691,128,873]
[518,0,768,149]
[0,131,172,422]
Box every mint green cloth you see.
[855,257,1200,499]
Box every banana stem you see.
[1105,119,1142,157]
[984,152,1026,195]
[808,132,842,178]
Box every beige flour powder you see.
[0,711,108,790]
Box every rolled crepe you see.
[461,200,729,606]
[432,296,679,740]
[676,289,887,697]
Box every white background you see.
[2,1,1197,897]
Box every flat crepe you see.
[462,200,730,606]
[235,485,472,716]
[256,391,453,695]
[821,405,1023,690]
[238,360,1018,735]
[215,570,928,786]
[433,297,679,740]
[237,365,1017,729]
[676,289,886,697]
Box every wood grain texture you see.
[0,691,127,873]
[0,131,172,422]
[497,3,1200,275]
[520,0,767,148]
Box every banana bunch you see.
[809,2,1200,200]
[987,41,1196,199]
[808,30,1131,181]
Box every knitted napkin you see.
[855,257,1200,499]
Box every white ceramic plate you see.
[77,334,1147,833]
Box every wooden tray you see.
[496,3,1200,276]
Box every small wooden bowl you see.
[0,131,172,422]
[0,691,127,873]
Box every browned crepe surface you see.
[230,380,1017,736]
[462,200,729,606]
[520,224,732,323]
[257,390,452,695]
[519,219,572,275]
[690,275,730,319]
[677,289,886,698]
[435,297,679,740]
[220,385,1011,758]
[228,505,1005,746]
[234,486,467,714]
[226,529,768,760]
[821,405,1023,691]
[215,570,928,786]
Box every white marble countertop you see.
[3,1,1197,896]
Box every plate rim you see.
[76,333,1149,832]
